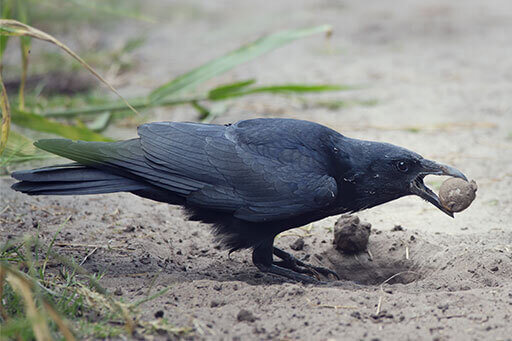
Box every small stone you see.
[391,225,404,232]
[351,311,362,319]
[140,257,151,265]
[333,214,371,254]
[254,326,266,334]
[439,178,477,213]
[210,300,224,307]
[437,304,449,312]
[290,238,305,251]
[237,309,257,322]
[123,226,135,233]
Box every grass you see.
[0,220,190,340]
[0,1,367,167]
[312,98,379,111]
[0,16,348,165]
[24,0,152,30]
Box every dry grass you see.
[0,230,190,339]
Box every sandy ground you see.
[2,0,512,339]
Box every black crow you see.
[11,118,467,282]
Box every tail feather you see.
[11,164,147,195]
[29,139,195,194]
[12,163,119,182]
[11,139,191,205]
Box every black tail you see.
[11,164,147,195]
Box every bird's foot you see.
[253,263,320,284]
[251,239,338,284]
[273,247,339,281]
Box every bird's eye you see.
[396,161,409,172]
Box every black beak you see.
[410,159,468,217]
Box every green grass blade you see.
[0,69,11,156]
[12,109,112,141]
[209,83,350,100]
[0,32,8,61]
[149,25,332,102]
[40,96,203,117]
[0,0,12,61]
[86,112,112,132]
[17,0,31,111]
[207,79,256,100]
[0,19,139,115]
[190,100,210,120]
[5,131,37,155]
[0,130,53,166]
[41,98,148,117]
[40,83,345,118]
[42,217,70,280]
[132,287,171,308]
[0,317,34,340]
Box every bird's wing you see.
[138,121,338,222]
[33,138,205,195]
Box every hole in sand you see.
[319,233,435,286]
[329,256,423,285]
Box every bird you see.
[11,118,467,283]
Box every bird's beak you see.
[410,159,468,218]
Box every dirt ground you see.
[2,0,512,340]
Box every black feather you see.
[11,118,460,282]
[11,165,146,195]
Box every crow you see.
[11,118,467,282]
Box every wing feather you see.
[138,119,338,222]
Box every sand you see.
[1,0,512,339]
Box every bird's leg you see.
[252,239,319,283]
[273,247,340,280]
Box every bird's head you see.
[341,140,467,217]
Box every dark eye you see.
[396,161,409,172]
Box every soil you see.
[2,0,512,340]
[333,215,371,254]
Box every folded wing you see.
[138,120,338,222]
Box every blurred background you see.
[2,0,509,163]
[1,1,511,339]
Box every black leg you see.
[252,238,319,283]
[273,247,340,280]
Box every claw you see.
[273,247,339,281]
